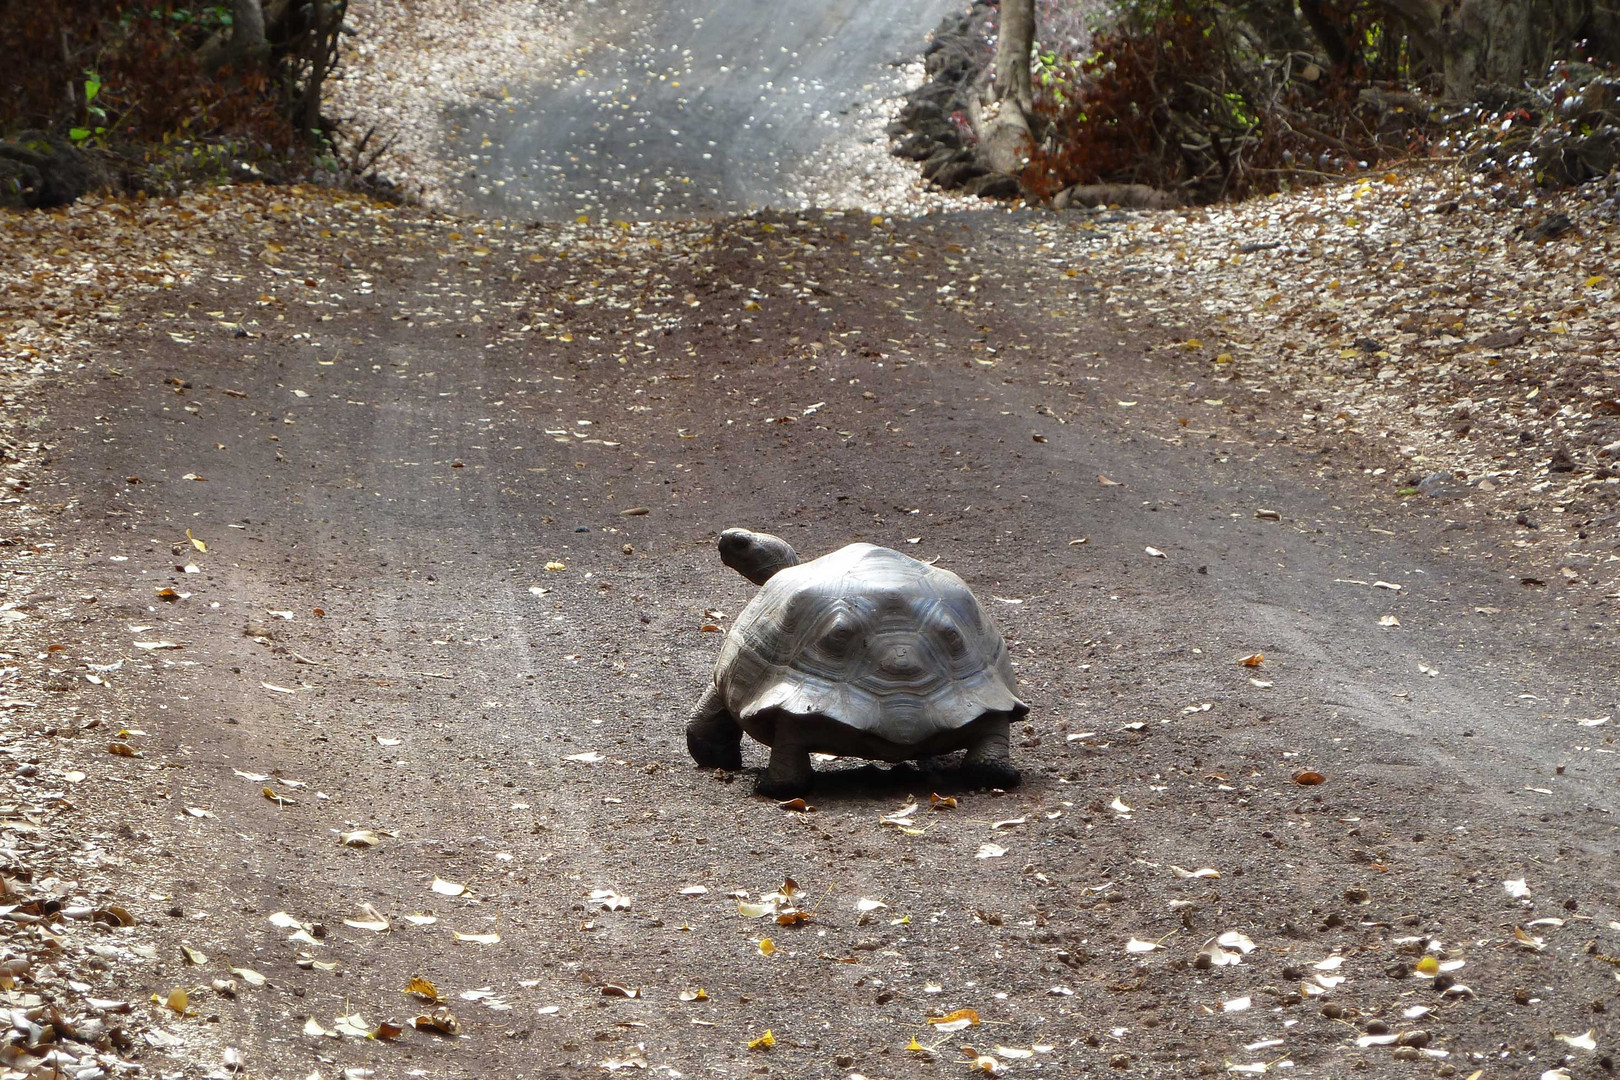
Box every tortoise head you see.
[718,528,800,585]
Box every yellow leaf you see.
[186,529,206,552]
[1415,954,1439,975]
[545,561,566,571]
[748,1030,776,1051]
[928,1008,980,1029]
[1585,275,1606,288]
[679,988,708,1002]
[906,1037,927,1052]
[759,938,776,956]
[181,944,208,965]
[163,988,188,1014]
[405,976,441,1002]
[1184,338,1203,349]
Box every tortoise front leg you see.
[686,684,743,770]
[961,714,1021,789]
[755,730,814,799]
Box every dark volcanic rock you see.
[934,159,989,190]
[0,131,104,209]
[968,172,1022,199]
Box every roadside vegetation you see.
[0,0,389,208]
[1017,0,1620,203]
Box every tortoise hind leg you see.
[961,714,1021,789]
[686,685,743,770]
[755,730,814,799]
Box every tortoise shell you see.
[714,543,1026,745]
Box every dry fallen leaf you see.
[1293,770,1326,785]
[405,976,441,1002]
[1238,653,1264,667]
[588,888,632,911]
[1197,938,1243,967]
[748,1029,776,1051]
[431,877,467,897]
[411,1008,460,1035]
[344,902,390,932]
[340,829,383,848]
[452,930,500,945]
[758,938,777,956]
[927,1008,980,1032]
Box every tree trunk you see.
[994,0,1035,114]
[1378,0,1615,99]
[980,0,1036,175]
[228,0,269,69]
[1298,0,1354,67]
[305,0,326,138]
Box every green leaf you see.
[69,128,92,143]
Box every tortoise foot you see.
[754,773,813,799]
[688,733,743,771]
[686,686,743,770]
[960,760,1022,790]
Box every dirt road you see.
[0,193,1608,1079]
[447,0,964,218]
